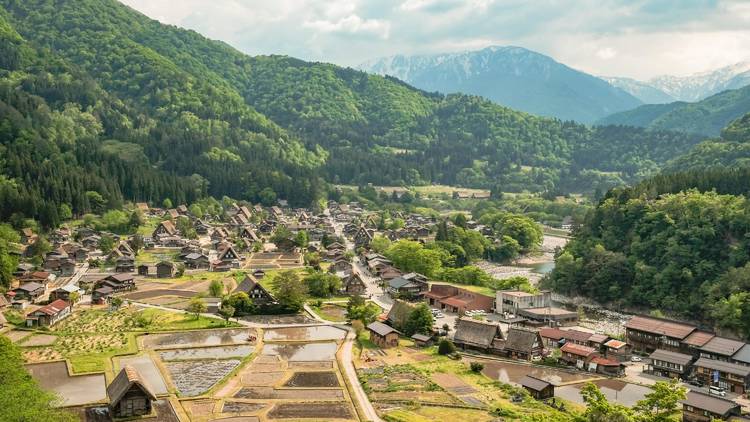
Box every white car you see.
[434,312,444,318]
[630,356,642,362]
[709,386,726,397]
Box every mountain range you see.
[359,46,642,123]
[597,84,750,136]
[606,61,750,103]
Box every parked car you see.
[709,386,726,397]
[434,312,444,318]
[687,379,704,387]
[630,356,642,362]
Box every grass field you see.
[308,303,348,322]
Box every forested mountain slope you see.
[597,84,750,136]
[664,113,750,172]
[545,114,750,339]
[0,0,705,227]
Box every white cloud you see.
[118,0,750,79]
[596,47,617,60]
[303,15,391,38]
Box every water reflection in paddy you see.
[477,359,595,385]
[262,342,338,361]
[263,326,346,342]
[160,345,255,361]
[142,328,252,349]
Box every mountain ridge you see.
[359,46,642,123]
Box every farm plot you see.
[118,355,168,395]
[141,328,254,350]
[261,342,338,361]
[233,387,345,400]
[263,325,346,342]
[166,359,241,396]
[26,361,107,406]
[159,344,254,361]
[267,402,353,420]
[4,330,32,343]
[20,333,58,347]
[283,371,340,387]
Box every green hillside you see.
[0,0,705,228]
[545,114,750,339]
[597,84,750,136]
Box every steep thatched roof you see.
[453,317,503,349]
[504,327,542,353]
[107,365,157,406]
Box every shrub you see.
[438,339,456,355]
[470,362,484,372]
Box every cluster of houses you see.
[625,315,750,396]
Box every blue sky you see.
[119,0,750,80]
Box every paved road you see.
[340,329,382,422]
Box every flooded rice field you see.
[159,345,254,361]
[142,328,253,350]
[118,355,168,395]
[165,359,241,396]
[283,371,340,387]
[556,379,651,407]
[261,342,338,361]
[267,402,353,419]
[263,325,346,342]
[476,359,596,385]
[26,361,107,406]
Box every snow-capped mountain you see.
[607,62,750,103]
[602,77,675,104]
[358,46,642,123]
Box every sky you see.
[119,0,750,80]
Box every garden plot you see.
[166,359,241,396]
[142,328,254,350]
[261,342,338,361]
[4,330,32,343]
[118,355,168,395]
[221,401,267,413]
[288,361,333,370]
[159,345,254,361]
[26,361,107,406]
[267,403,353,420]
[263,325,346,342]
[233,387,345,400]
[432,372,485,407]
[55,308,138,333]
[20,333,58,347]
[122,289,196,301]
[283,371,340,387]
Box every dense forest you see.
[598,84,750,136]
[0,0,706,228]
[544,113,750,339]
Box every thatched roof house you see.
[108,365,157,418]
[453,317,503,351]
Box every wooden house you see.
[694,358,750,394]
[681,391,742,422]
[560,343,598,369]
[502,327,544,361]
[50,285,79,302]
[12,282,45,302]
[234,275,275,305]
[115,255,135,273]
[342,272,367,295]
[137,264,150,276]
[520,375,554,400]
[625,315,696,353]
[26,299,71,327]
[453,317,504,352]
[386,300,417,332]
[156,261,175,278]
[108,365,157,418]
[411,333,433,347]
[367,321,400,349]
[152,220,177,239]
[184,253,210,269]
[646,349,694,379]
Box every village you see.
[2,195,750,422]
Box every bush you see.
[470,362,484,372]
[438,339,456,355]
